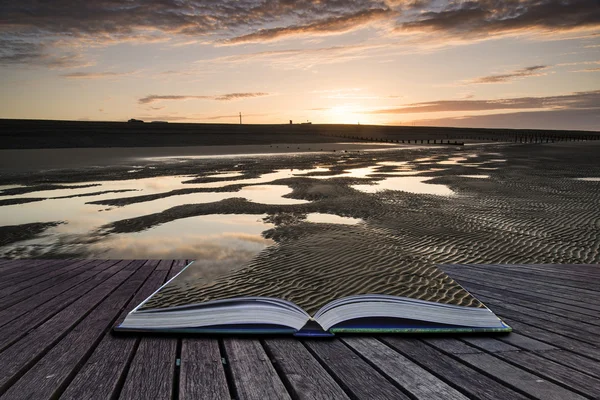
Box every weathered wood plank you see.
[534,350,600,380]
[0,260,124,351]
[118,338,177,400]
[59,261,166,400]
[445,265,600,301]
[0,259,96,308]
[0,260,156,400]
[119,260,178,400]
[343,337,468,400]
[0,259,112,328]
[0,260,138,394]
[0,260,36,274]
[452,277,600,318]
[461,263,600,280]
[499,317,600,362]
[305,339,410,400]
[421,337,481,355]
[496,333,556,352]
[446,352,587,400]
[455,263,600,286]
[0,259,89,297]
[179,339,230,400]
[0,259,56,276]
[459,337,520,353]
[497,351,600,398]
[447,269,600,312]
[224,339,291,400]
[476,292,600,332]
[483,301,600,345]
[383,337,529,400]
[0,259,68,287]
[167,259,188,279]
[263,339,349,400]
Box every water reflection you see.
[352,176,454,196]
[0,154,480,258]
[306,213,363,225]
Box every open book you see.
[116,261,511,336]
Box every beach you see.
[1,135,599,314]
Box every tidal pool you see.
[351,176,454,196]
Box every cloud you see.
[368,90,600,114]
[575,67,600,72]
[397,0,600,38]
[61,71,134,79]
[468,65,550,84]
[196,44,387,70]
[0,37,91,68]
[138,92,270,104]
[224,8,393,44]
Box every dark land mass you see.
[1,119,598,149]
[0,222,63,247]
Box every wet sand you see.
[1,141,599,312]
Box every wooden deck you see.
[0,260,598,399]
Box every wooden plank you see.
[223,339,291,400]
[497,351,600,398]
[0,260,138,393]
[459,337,520,353]
[535,350,600,380]
[343,337,468,400]
[445,265,600,301]
[461,263,600,281]
[0,259,90,299]
[119,260,178,400]
[460,266,600,294]
[118,338,177,400]
[447,269,600,313]
[382,337,529,400]
[476,292,600,332]
[451,277,600,318]
[0,260,113,328]
[499,317,600,362]
[167,259,188,279]
[179,339,230,400]
[0,260,125,351]
[497,333,556,352]
[0,260,156,400]
[0,259,55,277]
[0,260,35,274]
[305,339,411,400]
[495,264,600,279]
[263,339,349,400]
[59,261,165,400]
[421,337,481,354]
[63,261,187,400]
[0,259,66,285]
[0,259,97,308]
[442,352,587,400]
[482,301,600,345]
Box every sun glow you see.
[324,105,373,125]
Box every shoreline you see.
[0,142,424,172]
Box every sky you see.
[0,0,599,130]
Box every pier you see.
[0,260,598,399]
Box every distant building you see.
[128,118,144,123]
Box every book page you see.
[140,224,484,315]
